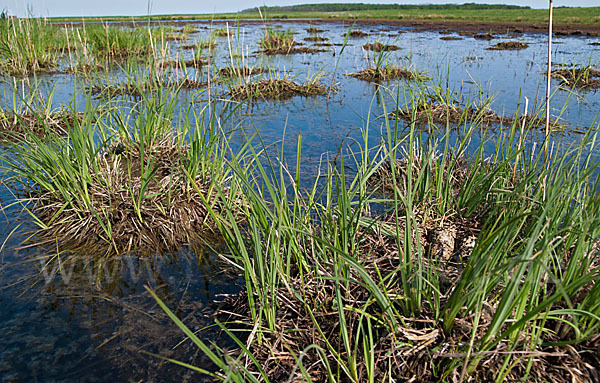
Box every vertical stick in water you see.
[545,0,553,159]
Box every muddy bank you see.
[54,18,600,37]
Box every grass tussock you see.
[344,29,368,38]
[473,32,495,40]
[362,42,400,52]
[229,78,326,100]
[0,111,83,138]
[348,66,427,83]
[151,114,600,382]
[551,66,600,89]
[1,91,235,256]
[440,36,463,41]
[306,27,325,33]
[303,35,329,42]
[391,100,565,130]
[218,66,266,78]
[487,40,529,50]
[260,29,296,54]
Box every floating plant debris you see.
[229,79,326,100]
[362,42,400,52]
[487,41,529,50]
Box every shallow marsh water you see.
[0,20,599,382]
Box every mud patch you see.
[440,36,463,41]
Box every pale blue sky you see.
[1,0,597,18]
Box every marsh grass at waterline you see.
[1,85,246,256]
[149,89,600,381]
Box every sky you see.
[0,0,597,18]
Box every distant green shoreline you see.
[44,6,600,25]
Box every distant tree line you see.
[241,3,532,13]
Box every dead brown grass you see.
[0,112,83,139]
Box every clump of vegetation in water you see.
[390,93,565,130]
[0,110,83,138]
[0,17,64,75]
[1,87,237,256]
[362,42,400,52]
[151,101,600,381]
[303,35,328,42]
[229,76,326,100]
[343,29,368,38]
[487,40,529,50]
[440,36,463,40]
[348,66,427,82]
[473,32,495,40]
[551,65,600,89]
[218,66,266,78]
[306,26,325,33]
[211,28,232,38]
[259,28,296,54]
